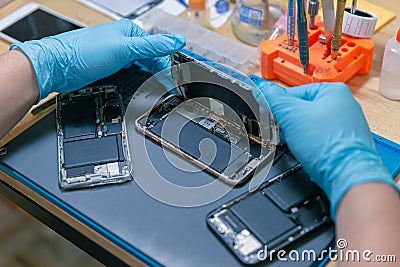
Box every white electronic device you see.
[0,2,84,43]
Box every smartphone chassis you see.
[135,53,279,185]
[207,158,332,265]
[56,85,131,190]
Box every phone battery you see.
[230,193,297,244]
[263,169,319,211]
[149,112,248,173]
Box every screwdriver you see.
[321,0,335,55]
[308,0,319,29]
[296,0,309,73]
[351,0,357,14]
[287,0,296,46]
[331,0,346,59]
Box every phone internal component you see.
[63,135,120,168]
[57,85,131,189]
[231,193,298,245]
[136,94,275,185]
[207,163,331,264]
[263,168,320,212]
[149,112,249,173]
[62,97,96,139]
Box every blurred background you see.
[0,196,102,267]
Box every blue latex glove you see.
[10,19,186,101]
[253,81,399,220]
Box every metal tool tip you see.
[303,66,307,74]
[288,37,294,46]
[331,50,338,60]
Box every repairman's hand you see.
[253,81,399,220]
[11,19,186,101]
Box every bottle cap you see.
[189,0,206,11]
[396,28,400,43]
[342,8,377,38]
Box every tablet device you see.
[0,2,84,43]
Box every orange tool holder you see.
[260,16,374,86]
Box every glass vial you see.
[379,29,400,100]
[231,0,284,46]
[188,0,208,27]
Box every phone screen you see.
[2,9,82,42]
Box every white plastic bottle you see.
[379,29,400,100]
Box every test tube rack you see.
[259,16,374,86]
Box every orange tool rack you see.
[260,16,374,86]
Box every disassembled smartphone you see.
[207,151,331,265]
[56,85,131,190]
[135,53,279,185]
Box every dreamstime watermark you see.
[257,238,397,263]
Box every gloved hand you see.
[253,81,399,220]
[10,19,186,101]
